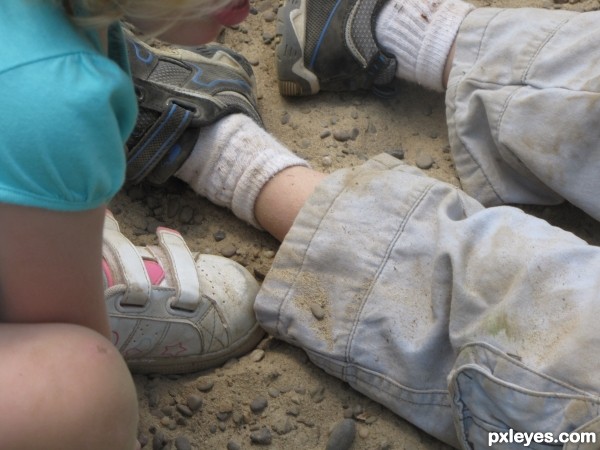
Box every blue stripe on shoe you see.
[132,42,154,64]
[164,144,183,164]
[128,104,191,171]
[190,64,251,90]
[137,110,191,176]
[309,0,343,69]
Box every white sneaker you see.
[102,213,263,374]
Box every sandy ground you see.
[109,0,600,448]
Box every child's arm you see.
[0,204,110,338]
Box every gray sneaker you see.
[125,30,263,185]
[276,0,397,96]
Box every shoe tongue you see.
[102,258,165,288]
[144,260,165,285]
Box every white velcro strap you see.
[157,228,200,311]
[104,212,120,232]
[103,220,151,307]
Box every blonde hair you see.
[60,0,234,28]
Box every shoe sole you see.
[126,324,265,375]
[276,0,320,96]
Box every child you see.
[0,0,268,448]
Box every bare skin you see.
[0,205,110,336]
[0,323,139,450]
[254,166,327,241]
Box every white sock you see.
[176,114,309,228]
[375,0,474,91]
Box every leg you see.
[254,154,600,448]
[254,166,326,241]
[277,0,600,219]
[122,30,312,233]
[0,323,138,450]
[375,3,600,219]
[446,7,600,220]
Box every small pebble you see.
[310,385,326,403]
[250,348,265,362]
[216,411,231,422]
[160,416,175,428]
[310,303,326,320]
[179,206,194,224]
[263,250,276,258]
[213,230,226,241]
[262,10,276,21]
[326,419,356,450]
[174,436,192,450]
[250,396,268,413]
[167,199,181,218]
[186,394,203,411]
[386,148,405,160]
[267,387,280,398]
[262,32,275,44]
[286,405,300,416]
[333,128,359,142]
[152,431,168,450]
[147,390,160,408]
[250,427,272,445]
[365,415,378,424]
[176,404,193,417]
[161,405,174,417]
[227,440,242,450]
[196,379,214,392]
[220,245,237,258]
[217,400,234,414]
[138,434,149,448]
[273,416,296,435]
[232,411,246,425]
[415,153,434,170]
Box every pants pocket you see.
[449,343,600,449]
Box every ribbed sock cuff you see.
[176,114,309,229]
[376,0,473,91]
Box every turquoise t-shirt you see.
[0,0,137,211]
